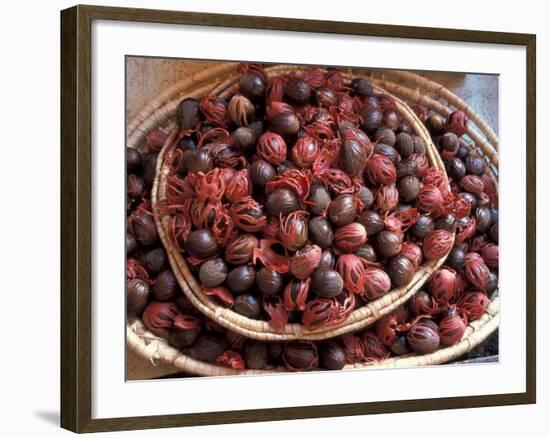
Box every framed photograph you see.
[60,4,536,433]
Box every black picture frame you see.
[61,4,536,432]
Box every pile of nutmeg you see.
[126,65,498,373]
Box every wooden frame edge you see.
[60,4,537,432]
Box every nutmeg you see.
[283,341,318,371]
[190,336,228,363]
[244,342,269,369]
[126,147,142,171]
[357,210,384,236]
[445,157,466,180]
[142,248,168,275]
[308,184,332,215]
[176,98,200,130]
[240,72,266,100]
[266,188,301,216]
[376,230,403,258]
[328,194,358,226]
[465,155,486,175]
[340,139,367,176]
[232,127,258,152]
[308,217,334,248]
[319,343,346,370]
[233,294,262,318]
[256,267,285,296]
[284,77,311,104]
[374,128,396,146]
[127,278,150,316]
[318,249,336,271]
[311,269,343,298]
[199,258,228,287]
[289,245,322,280]
[270,112,301,137]
[186,229,219,259]
[227,265,256,294]
[224,234,258,265]
[386,256,415,287]
[394,132,414,158]
[409,215,434,239]
[397,175,421,202]
[152,270,178,301]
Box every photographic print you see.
[125,58,499,380]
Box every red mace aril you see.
[428,267,457,305]
[439,305,467,346]
[291,135,320,168]
[457,291,489,321]
[409,290,439,316]
[364,153,397,185]
[224,168,252,202]
[283,278,311,311]
[220,167,237,186]
[204,286,234,307]
[279,210,309,251]
[189,168,226,202]
[199,95,229,128]
[455,272,468,294]
[302,298,335,330]
[266,101,295,120]
[399,241,423,270]
[480,243,499,269]
[422,229,454,260]
[330,291,356,324]
[335,222,368,252]
[256,131,287,166]
[375,313,400,346]
[263,295,289,331]
[216,351,245,370]
[212,208,239,247]
[312,138,340,173]
[363,268,391,300]
[224,234,258,265]
[316,168,354,195]
[142,301,180,338]
[146,128,169,153]
[455,216,477,244]
[341,333,367,364]
[262,216,281,240]
[445,110,468,137]
[336,254,366,295]
[289,244,322,279]
[229,196,267,232]
[416,185,444,214]
[375,184,399,212]
[459,175,485,195]
[266,76,287,104]
[253,239,289,274]
[464,254,490,291]
[267,168,312,201]
[361,331,390,361]
[410,153,429,178]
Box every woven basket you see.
[126,65,499,376]
[148,64,451,341]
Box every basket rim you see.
[150,65,452,341]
